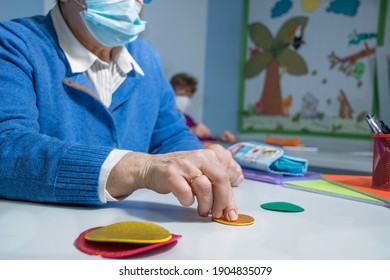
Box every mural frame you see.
[238,0,388,139]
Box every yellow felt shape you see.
[84,221,172,244]
[212,213,255,226]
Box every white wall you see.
[0,0,45,20]
[0,0,54,19]
[44,0,56,13]
[143,0,208,123]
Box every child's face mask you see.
[176,96,191,112]
[76,0,147,47]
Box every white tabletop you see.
[0,178,389,260]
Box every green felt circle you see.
[260,202,304,212]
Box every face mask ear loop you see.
[74,0,87,11]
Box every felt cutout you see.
[260,202,304,212]
[212,213,255,226]
[75,227,181,258]
[85,221,172,244]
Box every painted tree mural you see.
[246,17,309,116]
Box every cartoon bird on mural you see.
[289,24,305,50]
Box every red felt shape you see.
[75,227,182,258]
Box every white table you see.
[0,178,389,260]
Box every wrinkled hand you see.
[107,144,244,221]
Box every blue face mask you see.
[76,0,147,47]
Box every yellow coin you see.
[85,221,172,244]
[212,214,255,226]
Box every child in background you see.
[170,73,236,144]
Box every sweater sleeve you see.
[0,131,112,205]
[149,80,205,154]
[0,24,111,205]
[143,46,204,154]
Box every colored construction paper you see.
[76,227,181,258]
[321,174,390,204]
[284,179,388,206]
[212,213,255,226]
[85,221,172,244]
[260,202,304,212]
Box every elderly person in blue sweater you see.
[0,0,243,221]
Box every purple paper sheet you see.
[242,169,321,185]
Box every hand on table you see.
[107,144,243,221]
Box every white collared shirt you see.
[51,4,142,202]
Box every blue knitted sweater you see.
[0,12,203,205]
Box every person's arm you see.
[107,44,244,220]
[0,21,112,205]
[98,149,131,202]
[0,21,244,220]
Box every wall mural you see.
[239,0,388,139]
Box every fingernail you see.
[228,209,238,221]
[212,211,222,219]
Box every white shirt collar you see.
[50,4,144,76]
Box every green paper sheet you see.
[284,179,386,206]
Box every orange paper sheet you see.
[321,174,390,203]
